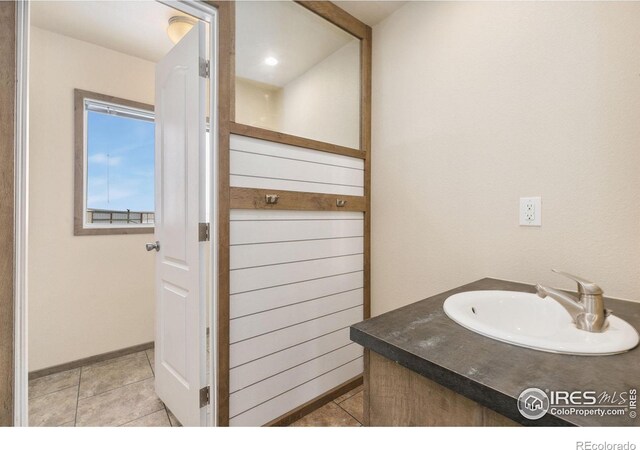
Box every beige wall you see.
[29,27,156,371]
[235,77,282,131]
[280,40,360,149]
[235,40,360,149]
[372,2,640,315]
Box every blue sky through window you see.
[86,111,155,212]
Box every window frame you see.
[73,89,155,236]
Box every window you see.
[74,89,155,235]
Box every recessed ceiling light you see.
[264,57,279,66]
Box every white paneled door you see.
[153,22,208,427]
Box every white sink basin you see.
[443,290,639,355]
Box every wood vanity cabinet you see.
[353,279,640,427]
[364,350,519,426]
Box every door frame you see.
[13,0,220,426]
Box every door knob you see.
[146,241,160,252]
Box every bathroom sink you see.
[443,290,639,355]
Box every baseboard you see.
[29,341,155,380]
[265,374,364,427]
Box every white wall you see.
[372,2,640,315]
[279,40,360,149]
[29,27,156,370]
[235,77,282,131]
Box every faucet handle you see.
[551,269,603,295]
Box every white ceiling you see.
[333,1,407,27]
[236,1,355,87]
[31,1,407,85]
[31,1,187,63]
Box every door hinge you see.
[199,58,210,78]
[199,222,210,242]
[200,386,210,408]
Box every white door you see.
[152,22,207,427]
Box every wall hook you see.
[265,194,279,205]
[336,199,347,207]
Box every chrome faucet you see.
[536,269,611,333]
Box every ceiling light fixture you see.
[167,16,196,44]
[264,56,279,66]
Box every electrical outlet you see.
[520,197,541,226]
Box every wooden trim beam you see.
[207,0,234,427]
[229,122,365,160]
[295,1,369,40]
[361,27,372,320]
[0,0,15,427]
[363,349,371,426]
[230,187,366,212]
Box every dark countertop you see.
[350,278,640,426]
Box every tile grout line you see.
[164,405,173,427]
[117,406,167,427]
[35,351,156,427]
[144,348,170,426]
[73,367,82,426]
[29,382,81,401]
[145,349,154,376]
[33,350,148,395]
[78,375,155,402]
[335,400,363,426]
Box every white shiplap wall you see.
[228,136,365,426]
[230,134,364,196]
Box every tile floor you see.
[29,349,181,427]
[290,385,364,427]
[29,348,364,427]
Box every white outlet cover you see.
[519,197,541,226]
